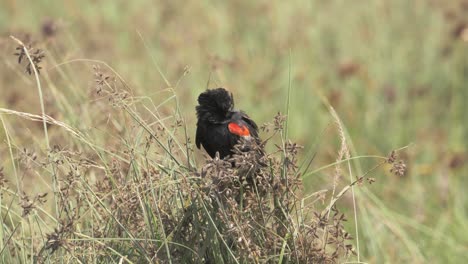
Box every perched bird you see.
[196,88,260,159]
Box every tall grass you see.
[0,49,380,262]
[0,0,467,263]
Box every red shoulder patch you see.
[228,122,250,137]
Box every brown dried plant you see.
[0,55,409,263]
[13,43,45,75]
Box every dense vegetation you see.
[0,0,467,263]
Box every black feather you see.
[195,88,260,159]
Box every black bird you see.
[195,88,260,159]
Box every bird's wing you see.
[240,112,259,137]
[240,112,265,158]
[195,123,203,149]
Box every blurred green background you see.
[1,0,467,262]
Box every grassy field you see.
[0,0,467,263]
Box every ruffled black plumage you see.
[195,88,260,159]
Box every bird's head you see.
[196,88,234,123]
